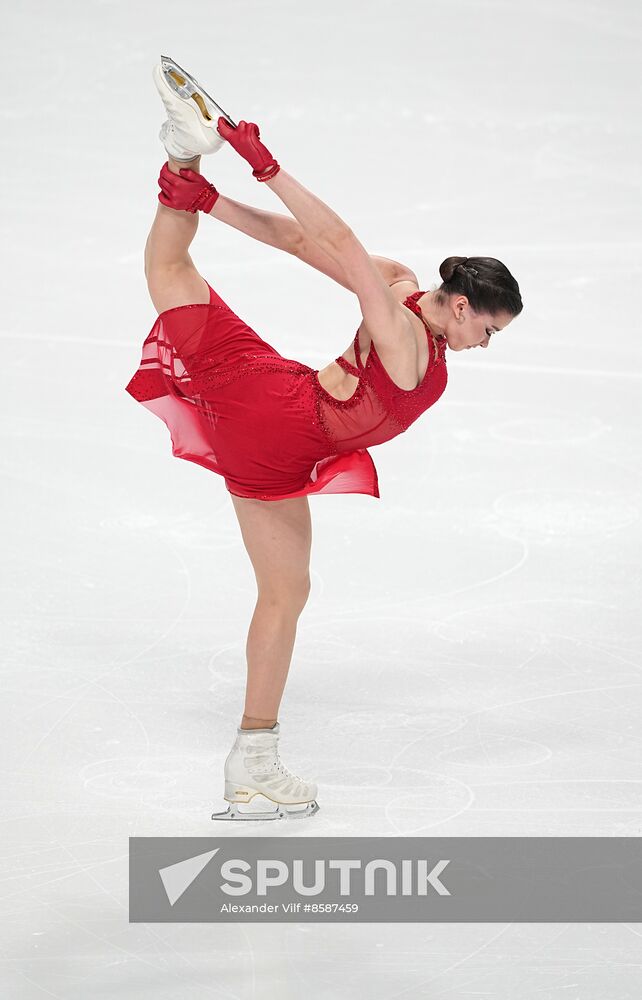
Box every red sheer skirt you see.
[125,282,380,501]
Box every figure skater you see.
[125,56,523,821]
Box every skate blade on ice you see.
[160,54,237,129]
[212,794,320,822]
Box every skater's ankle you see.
[240,714,278,730]
[168,154,201,176]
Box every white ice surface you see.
[2,0,642,996]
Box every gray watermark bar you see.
[129,837,642,922]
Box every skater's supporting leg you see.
[230,495,312,730]
[144,154,210,314]
[241,598,308,729]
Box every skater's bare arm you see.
[262,168,416,353]
[292,240,416,293]
[209,194,301,254]
[209,194,415,291]
[261,168,350,253]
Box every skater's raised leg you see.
[144,153,210,314]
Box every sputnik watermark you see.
[129,837,642,923]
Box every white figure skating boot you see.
[153,54,237,160]
[212,723,320,822]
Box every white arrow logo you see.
[159,848,220,906]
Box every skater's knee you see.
[257,574,311,613]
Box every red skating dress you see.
[125,282,448,500]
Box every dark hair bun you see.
[439,256,470,282]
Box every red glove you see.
[216,117,280,181]
[157,162,220,213]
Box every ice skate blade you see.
[160,54,237,129]
[212,800,320,822]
